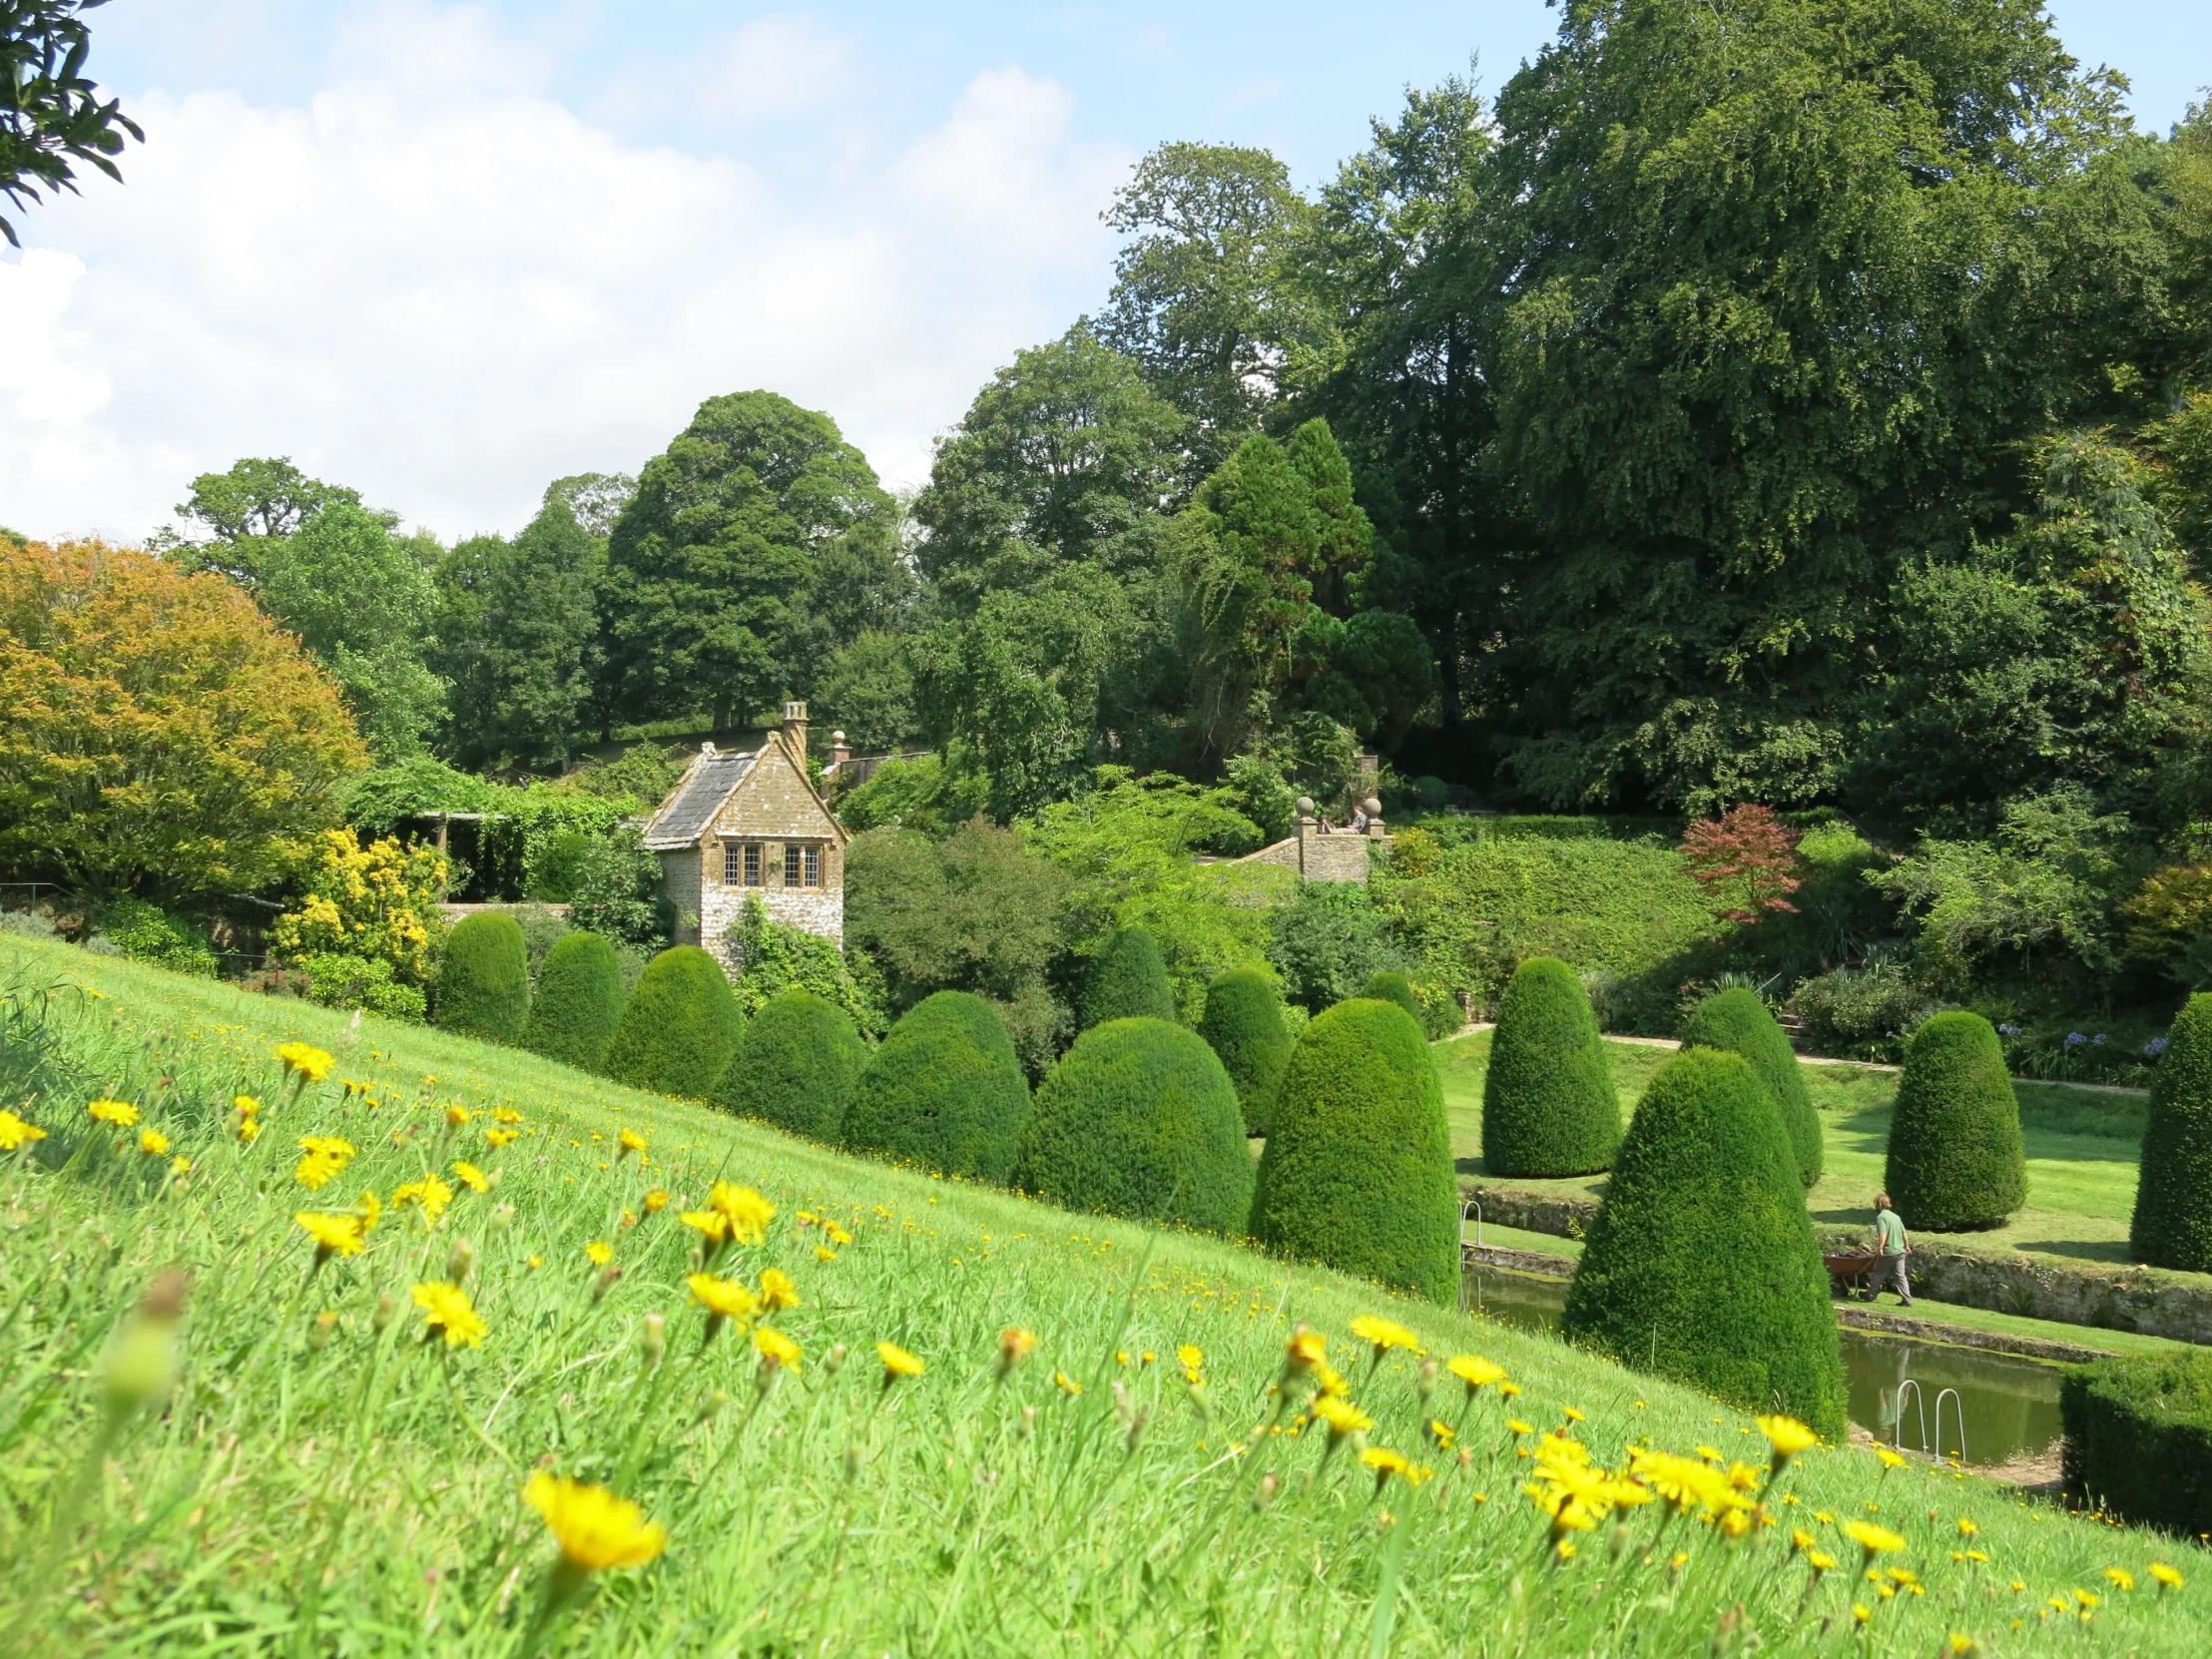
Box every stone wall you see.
[1235,821,1391,883]
[698,882,843,972]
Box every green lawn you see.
[5,934,2207,1655]
[1439,1031,2163,1273]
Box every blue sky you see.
[1,2,2203,543]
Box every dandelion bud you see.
[842,1443,862,1480]
[489,1204,516,1231]
[824,1343,848,1377]
[693,1388,731,1426]
[996,1326,1036,1381]
[445,1239,476,1287]
[102,1268,189,1420]
[308,1311,338,1351]
[640,1313,666,1373]
[1110,1379,1135,1431]
[1253,1471,1281,1512]
[1016,1404,1037,1440]
[373,1292,398,1332]
[593,1265,623,1304]
[1125,1404,1151,1454]
[1416,1355,1439,1403]
[1186,1379,1210,1421]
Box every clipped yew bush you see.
[1197,966,1292,1135]
[1360,969,1422,1023]
[840,991,1029,1182]
[1481,956,1620,1177]
[518,930,627,1072]
[715,987,868,1142]
[1082,928,1177,1028]
[1250,998,1456,1303]
[434,911,530,1043]
[2060,1348,2212,1535]
[1885,1011,2024,1230]
[1012,1018,1254,1234]
[2129,992,2212,1271]
[601,945,745,1099]
[1681,987,1822,1186]
[1561,1048,1848,1436]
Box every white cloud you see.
[0,6,1126,543]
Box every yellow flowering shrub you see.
[270,830,448,981]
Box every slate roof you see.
[641,751,757,848]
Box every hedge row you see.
[2061,1348,2212,1536]
[1680,987,1821,1188]
[1482,956,1619,1178]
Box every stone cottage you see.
[640,703,846,970]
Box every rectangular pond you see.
[1460,1265,2062,1467]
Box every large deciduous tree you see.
[1480,0,2167,813]
[151,456,368,588]
[0,0,140,246]
[0,538,366,897]
[597,391,906,734]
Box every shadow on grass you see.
[2008,1238,2137,1265]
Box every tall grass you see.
[2,933,2206,1655]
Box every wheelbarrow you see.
[1823,1250,1884,1300]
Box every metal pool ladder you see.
[1891,1380,1967,1463]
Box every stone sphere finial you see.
[1296,796,1316,818]
[1362,797,1382,819]
[831,730,846,744]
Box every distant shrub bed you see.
[1680,987,1822,1187]
[601,946,746,1099]
[434,911,531,1043]
[518,931,627,1072]
[1196,966,1291,1135]
[1482,957,1620,1178]
[1082,928,1178,1028]
[1885,1011,2024,1231]
[2061,1349,2212,1536]
[715,988,868,1142]
[841,991,1029,1183]
[1013,1017,1253,1234]
[2130,993,2212,1272]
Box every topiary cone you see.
[1681,987,1822,1187]
[841,990,1030,1183]
[1012,1017,1254,1235]
[1082,927,1177,1028]
[434,911,531,1043]
[1562,1048,1847,1436]
[1481,956,1620,1177]
[1249,998,1457,1303]
[715,987,867,1142]
[1885,1011,2024,1230]
[2130,993,2212,1271]
[1197,965,1292,1135]
[1360,969,1422,1023]
[518,930,627,1072]
[600,945,745,1100]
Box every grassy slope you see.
[1441,1033,2163,1274]
[2,935,2204,1657]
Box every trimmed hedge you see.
[2130,992,2212,1271]
[1680,987,1822,1187]
[600,945,745,1099]
[1885,1011,2024,1230]
[1250,998,1457,1304]
[434,911,530,1043]
[1012,1018,1254,1234]
[1481,956,1620,1177]
[518,930,627,1071]
[2060,1348,2212,1536]
[714,987,868,1142]
[841,991,1030,1182]
[1360,969,1422,1023]
[1197,966,1293,1135]
[1561,1048,1848,1437]
[1083,928,1177,1028]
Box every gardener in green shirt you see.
[1869,1194,1913,1307]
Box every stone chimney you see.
[830,730,851,769]
[782,700,809,761]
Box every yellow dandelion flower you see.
[1445,1354,1506,1396]
[522,1472,665,1572]
[1846,1519,1906,1561]
[1284,1327,1328,1374]
[1956,1516,1979,1536]
[358,1190,382,1232]
[827,1223,853,1246]
[1807,1549,1837,1574]
[444,1104,470,1129]
[754,1326,803,1373]
[411,1281,486,1348]
[1350,1314,1423,1361]
[88,1098,140,1127]
[170,1156,192,1175]
[997,1327,1037,1377]
[687,1273,759,1324]
[391,1174,454,1224]
[2104,1567,2134,1592]
[1505,1417,1533,1436]
[234,1094,261,1118]
[1876,1446,1909,1473]
[295,1211,366,1260]
[708,1181,775,1244]
[815,1245,837,1261]
[1177,1343,1203,1373]
[527,1254,544,1271]
[2150,1561,2185,1592]
[491,1106,523,1124]
[239,1118,262,1144]
[1756,1413,1818,1470]
[1052,1368,1083,1396]
[277,1042,334,1083]
[586,1241,613,1267]
[878,1341,924,1382]
[618,1128,647,1155]
[680,1209,731,1244]
[644,1189,669,1213]
[0,1109,48,1150]
[137,1128,171,1157]
[2073,1588,2100,1610]
[486,1127,518,1148]
[1852,1605,1872,1627]
[1497,1381,1522,1399]
[451,1161,488,1194]
[758,1268,799,1312]
[1313,1395,1373,1441]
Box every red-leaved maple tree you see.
[1678,804,1803,925]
